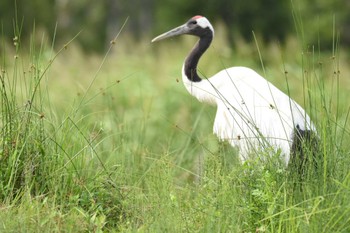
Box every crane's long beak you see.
[151,24,188,42]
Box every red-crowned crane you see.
[152,16,317,166]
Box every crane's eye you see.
[189,20,197,25]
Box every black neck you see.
[184,34,213,82]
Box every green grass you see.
[1,21,350,232]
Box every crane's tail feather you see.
[289,125,320,177]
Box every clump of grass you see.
[0,24,128,231]
[0,30,50,200]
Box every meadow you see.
[1,20,350,232]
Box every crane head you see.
[152,16,214,43]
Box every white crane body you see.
[182,65,315,164]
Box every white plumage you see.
[182,65,315,164]
[153,16,316,165]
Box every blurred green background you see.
[1,0,348,52]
